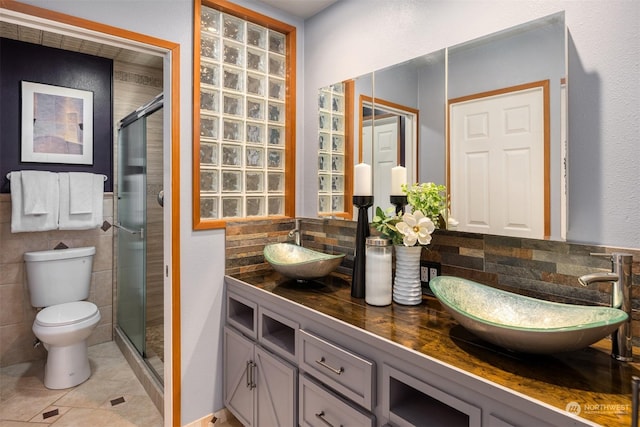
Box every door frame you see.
[0,1,182,424]
[359,95,420,186]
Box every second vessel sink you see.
[264,243,345,281]
[429,276,628,354]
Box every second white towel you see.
[59,172,104,230]
[69,172,95,214]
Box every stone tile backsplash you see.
[226,217,640,343]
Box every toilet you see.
[24,246,101,389]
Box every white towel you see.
[21,170,55,215]
[69,172,94,214]
[10,171,59,233]
[59,172,104,230]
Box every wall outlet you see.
[420,266,429,282]
[420,261,441,295]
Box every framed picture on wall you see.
[21,81,93,165]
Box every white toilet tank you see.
[24,246,96,308]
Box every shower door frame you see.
[116,96,164,373]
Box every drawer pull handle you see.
[316,357,344,375]
[315,411,342,427]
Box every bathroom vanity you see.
[224,271,637,426]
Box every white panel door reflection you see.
[451,85,546,238]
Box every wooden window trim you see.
[193,0,297,229]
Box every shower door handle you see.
[114,223,144,240]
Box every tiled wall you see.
[225,217,640,342]
[0,194,114,367]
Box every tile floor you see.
[0,341,163,426]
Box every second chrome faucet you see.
[578,252,634,361]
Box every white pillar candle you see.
[354,163,372,196]
[391,165,407,195]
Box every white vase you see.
[393,245,423,305]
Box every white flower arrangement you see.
[395,211,436,246]
[372,182,446,247]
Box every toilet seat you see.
[35,301,99,327]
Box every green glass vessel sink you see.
[429,276,628,354]
[264,243,345,281]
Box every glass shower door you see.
[116,117,147,356]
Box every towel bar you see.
[6,172,108,181]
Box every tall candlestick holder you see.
[352,195,373,298]
[390,195,408,215]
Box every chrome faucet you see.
[578,252,634,361]
[288,218,301,246]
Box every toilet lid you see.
[35,301,99,326]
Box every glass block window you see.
[318,83,348,216]
[195,2,295,228]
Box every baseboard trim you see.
[182,408,236,427]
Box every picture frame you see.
[21,81,93,165]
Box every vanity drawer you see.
[299,329,374,410]
[299,374,375,427]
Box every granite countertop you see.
[229,270,640,426]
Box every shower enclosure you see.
[116,93,164,383]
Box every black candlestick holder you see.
[390,195,408,215]
[351,195,373,298]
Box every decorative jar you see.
[365,236,392,306]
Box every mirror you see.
[362,49,446,208]
[317,73,373,218]
[314,12,566,241]
[448,12,566,240]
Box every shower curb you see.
[114,326,164,416]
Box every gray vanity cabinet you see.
[224,289,299,427]
[223,326,298,427]
[225,276,595,427]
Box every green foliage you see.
[402,182,447,223]
[371,206,404,245]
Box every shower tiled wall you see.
[0,194,114,367]
[225,217,640,343]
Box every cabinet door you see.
[224,326,255,427]
[255,346,298,427]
